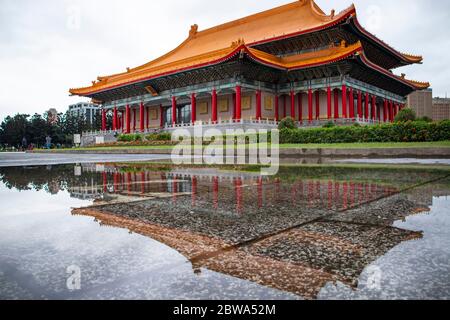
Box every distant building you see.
[46,108,59,124]
[406,89,433,119]
[432,98,450,121]
[68,102,100,124]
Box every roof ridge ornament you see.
[231,38,246,48]
[189,24,199,38]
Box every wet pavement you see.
[0,163,449,300]
[0,152,172,167]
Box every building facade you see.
[68,102,101,125]
[70,0,429,134]
[407,89,433,119]
[432,98,450,121]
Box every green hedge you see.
[280,120,450,144]
[117,134,142,142]
[145,133,172,141]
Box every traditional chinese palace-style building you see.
[69,0,429,134]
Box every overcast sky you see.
[1,0,449,120]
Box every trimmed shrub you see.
[279,121,450,144]
[322,122,336,129]
[157,133,172,141]
[395,108,416,122]
[117,134,142,142]
[278,117,297,130]
[417,116,433,123]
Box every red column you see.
[191,176,197,206]
[383,100,388,122]
[298,92,303,122]
[213,176,219,210]
[235,178,243,214]
[274,95,279,122]
[389,100,393,122]
[191,93,196,123]
[139,102,145,132]
[371,95,377,121]
[290,91,295,120]
[257,177,263,208]
[159,105,164,128]
[256,90,262,120]
[211,89,217,123]
[349,88,354,119]
[113,107,118,131]
[126,105,131,134]
[334,89,339,119]
[101,109,106,131]
[121,111,125,132]
[283,95,287,119]
[376,101,381,121]
[232,93,237,120]
[364,92,369,120]
[235,85,241,121]
[358,91,363,119]
[102,172,107,193]
[172,96,177,125]
[327,86,332,119]
[315,91,320,120]
[342,85,347,119]
[146,107,149,129]
[308,88,313,122]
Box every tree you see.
[0,114,30,147]
[28,114,48,147]
[278,117,297,130]
[394,108,416,122]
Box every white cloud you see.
[0,0,449,120]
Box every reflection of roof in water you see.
[72,183,423,299]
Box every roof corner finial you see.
[401,73,406,79]
[126,67,130,72]
[331,9,335,18]
[231,38,245,48]
[340,39,347,48]
[189,24,198,37]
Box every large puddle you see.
[0,163,449,300]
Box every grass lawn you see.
[36,140,450,152]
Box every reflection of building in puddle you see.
[72,206,422,300]
[72,168,425,300]
[70,166,403,213]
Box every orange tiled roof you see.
[70,0,357,96]
[247,41,363,70]
[69,42,363,96]
[69,0,426,96]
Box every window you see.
[164,107,172,126]
[163,104,192,125]
[178,104,192,124]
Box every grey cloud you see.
[0,0,449,120]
